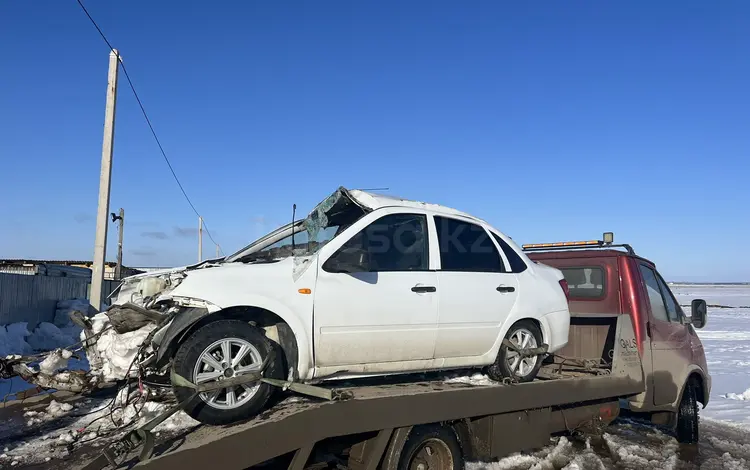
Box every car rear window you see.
[560,267,605,299]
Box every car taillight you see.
[559,279,570,301]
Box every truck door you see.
[638,264,691,406]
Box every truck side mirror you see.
[691,299,707,329]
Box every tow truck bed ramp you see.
[136,375,640,470]
[79,314,644,470]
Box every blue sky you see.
[1,1,748,281]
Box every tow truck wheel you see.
[487,320,544,383]
[676,380,700,444]
[172,319,282,425]
[398,425,464,470]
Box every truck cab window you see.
[655,274,680,322]
[434,217,505,272]
[560,267,605,299]
[639,265,669,322]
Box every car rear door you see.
[432,216,519,358]
[638,263,691,406]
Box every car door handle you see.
[496,286,516,293]
[411,285,437,293]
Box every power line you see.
[75,0,225,257]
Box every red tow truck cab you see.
[525,234,711,430]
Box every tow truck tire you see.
[172,319,283,425]
[676,380,700,444]
[487,320,544,383]
[398,425,464,470]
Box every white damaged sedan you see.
[108,187,571,424]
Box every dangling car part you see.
[82,356,347,470]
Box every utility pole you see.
[198,216,203,262]
[91,49,120,311]
[111,208,124,280]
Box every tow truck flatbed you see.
[75,314,644,470]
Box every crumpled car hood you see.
[112,259,220,307]
[112,255,313,310]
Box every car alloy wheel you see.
[192,337,264,410]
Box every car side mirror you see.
[691,299,707,329]
[324,247,370,273]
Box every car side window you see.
[434,216,505,272]
[326,213,429,272]
[639,265,669,322]
[490,232,528,273]
[655,273,680,322]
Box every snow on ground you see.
[444,372,498,386]
[670,284,750,308]
[0,299,92,399]
[673,285,750,426]
[469,417,750,469]
[0,391,199,467]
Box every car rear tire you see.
[397,425,464,470]
[676,380,700,444]
[487,320,544,383]
[171,319,283,425]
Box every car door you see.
[432,216,519,359]
[638,264,692,406]
[313,210,438,369]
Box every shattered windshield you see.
[227,189,366,264]
[241,226,339,262]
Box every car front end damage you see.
[0,262,222,395]
[1,186,370,397]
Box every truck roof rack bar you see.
[522,232,636,255]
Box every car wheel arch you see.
[157,305,308,381]
[500,316,546,347]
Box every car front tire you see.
[171,319,283,425]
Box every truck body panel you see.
[528,246,711,418]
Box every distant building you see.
[0,259,144,280]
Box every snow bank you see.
[0,304,91,397]
[26,323,78,352]
[85,313,156,381]
[1,313,84,359]
[0,323,34,357]
[725,388,750,401]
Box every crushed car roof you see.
[347,189,480,221]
